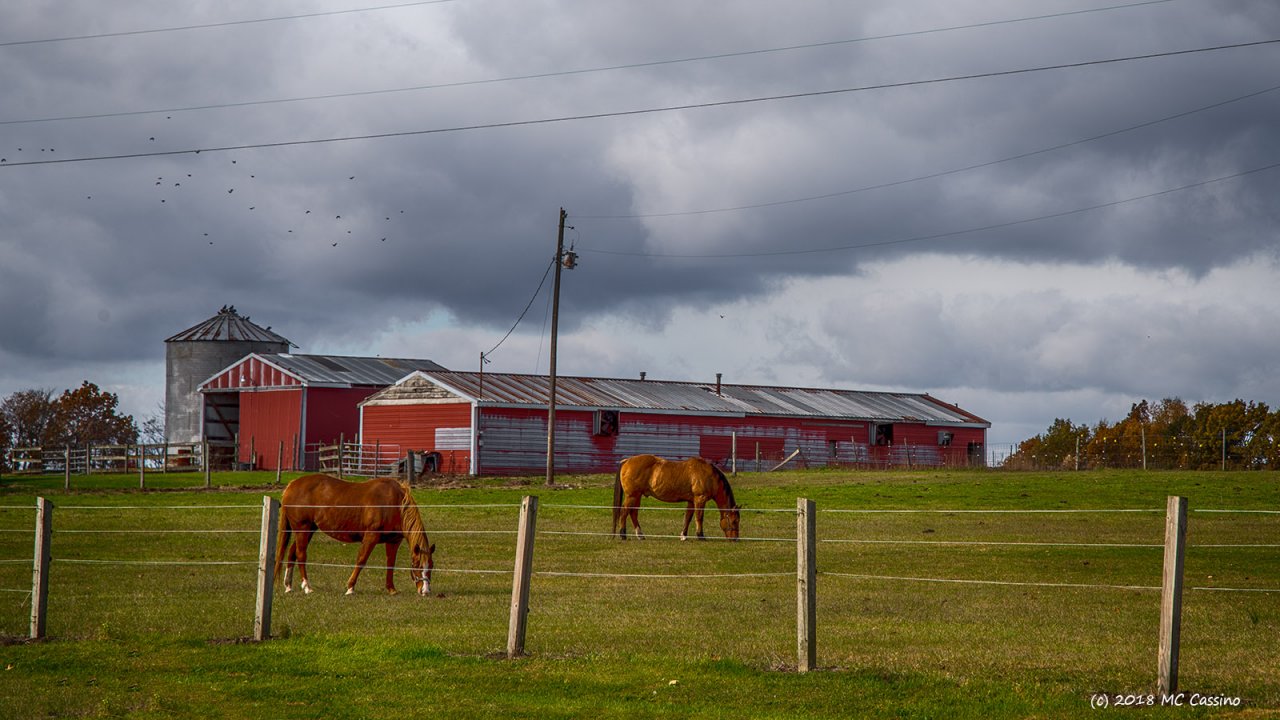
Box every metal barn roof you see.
[200,353,447,391]
[165,306,294,345]
[265,354,447,386]
[366,371,989,427]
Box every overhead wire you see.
[483,254,557,359]
[0,0,460,49]
[1,0,1181,126]
[577,159,1280,259]
[2,38,1276,170]
[576,81,1280,220]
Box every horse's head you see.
[410,541,435,596]
[720,505,741,540]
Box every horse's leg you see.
[283,541,297,592]
[345,534,381,595]
[383,540,401,595]
[294,529,315,594]
[628,497,645,540]
[681,501,695,541]
[694,498,708,540]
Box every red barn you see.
[359,371,990,475]
[198,353,444,469]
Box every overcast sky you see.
[2,0,1278,453]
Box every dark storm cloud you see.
[2,0,1278,437]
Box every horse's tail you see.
[612,462,624,536]
[273,507,291,584]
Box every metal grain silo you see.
[164,306,293,443]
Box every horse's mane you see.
[399,482,429,551]
[712,464,736,507]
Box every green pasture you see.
[0,468,1276,718]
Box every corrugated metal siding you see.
[475,408,985,476]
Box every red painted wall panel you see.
[361,403,473,474]
[305,387,379,446]
[238,390,303,469]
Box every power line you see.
[1,0,1179,126]
[484,255,557,359]
[0,1,459,48]
[3,38,1276,170]
[578,160,1280,259]
[576,81,1280,220]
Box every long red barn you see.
[360,371,990,475]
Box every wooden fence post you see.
[404,451,416,484]
[30,497,53,640]
[255,496,280,642]
[138,445,146,490]
[507,495,539,658]
[796,497,816,672]
[275,441,284,485]
[203,440,211,489]
[1158,495,1188,697]
[338,434,345,479]
[63,447,71,491]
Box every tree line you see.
[1007,398,1280,471]
[0,382,149,472]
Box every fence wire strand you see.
[57,558,255,566]
[819,538,1163,548]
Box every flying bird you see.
[228,188,234,193]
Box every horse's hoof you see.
[303,587,313,595]
[284,586,293,593]
[680,535,688,541]
[345,588,355,596]
[388,588,399,596]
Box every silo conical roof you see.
[165,305,294,345]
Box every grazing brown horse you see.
[614,455,740,540]
[274,474,435,595]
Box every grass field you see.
[0,468,1275,718]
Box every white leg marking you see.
[301,578,313,594]
[345,587,355,596]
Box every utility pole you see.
[546,208,575,486]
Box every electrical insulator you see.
[562,250,578,269]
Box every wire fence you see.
[1,495,1275,690]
